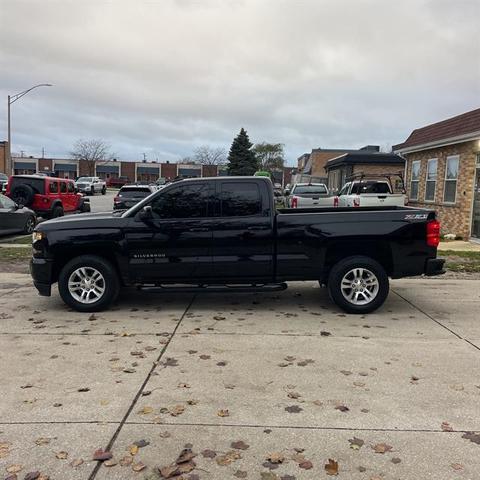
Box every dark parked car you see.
[31,177,444,314]
[113,185,157,210]
[0,193,36,235]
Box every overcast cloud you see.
[0,0,479,164]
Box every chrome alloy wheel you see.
[340,268,379,306]
[68,267,106,304]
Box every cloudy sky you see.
[1,0,479,165]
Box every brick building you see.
[0,142,7,173]
[295,145,384,187]
[394,108,480,239]
[325,151,405,194]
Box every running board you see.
[139,283,288,294]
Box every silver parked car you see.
[286,183,334,208]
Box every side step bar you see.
[139,283,288,294]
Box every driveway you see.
[0,275,479,479]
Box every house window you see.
[444,155,459,203]
[425,158,437,201]
[410,160,421,200]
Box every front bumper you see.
[30,257,54,296]
[425,258,446,276]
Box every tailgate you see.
[356,194,406,206]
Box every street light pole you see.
[6,83,53,175]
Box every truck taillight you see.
[426,219,440,247]
[291,196,298,208]
[333,196,339,207]
[353,197,360,207]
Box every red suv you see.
[6,175,90,219]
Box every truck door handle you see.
[247,226,269,231]
[188,227,209,232]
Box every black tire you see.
[58,255,120,312]
[327,255,389,314]
[11,184,35,207]
[51,205,64,218]
[23,215,36,234]
[101,186,106,195]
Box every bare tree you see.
[193,145,227,165]
[71,139,113,176]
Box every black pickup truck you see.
[31,177,444,314]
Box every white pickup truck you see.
[286,183,334,208]
[74,176,107,196]
[335,180,407,208]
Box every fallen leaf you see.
[348,437,364,450]
[372,443,393,454]
[260,473,279,480]
[287,391,301,399]
[217,409,230,417]
[267,452,285,464]
[77,387,90,392]
[299,460,313,469]
[199,355,211,360]
[119,455,133,466]
[216,450,241,466]
[132,462,146,472]
[138,406,153,415]
[55,451,68,459]
[335,405,349,412]
[34,438,50,446]
[462,432,480,444]
[129,445,139,456]
[391,457,402,464]
[285,405,303,413]
[450,463,464,471]
[70,458,84,467]
[441,421,453,432]
[176,448,196,464]
[6,465,23,474]
[234,470,248,478]
[168,405,185,416]
[201,449,216,458]
[133,439,150,448]
[24,473,40,480]
[93,449,113,461]
[324,458,339,476]
[231,440,250,450]
[104,459,118,467]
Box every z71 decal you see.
[404,213,428,220]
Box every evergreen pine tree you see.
[227,128,258,175]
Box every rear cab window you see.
[292,184,328,195]
[119,187,152,198]
[49,181,59,193]
[220,182,262,217]
[351,182,392,195]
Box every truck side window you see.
[60,182,67,193]
[220,182,261,217]
[49,182,58,193]
[150,183,210,218]
[67,182,75,193]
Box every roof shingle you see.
[394,108,480,150]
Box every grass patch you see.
[442,250,480,273]
[0,247,32,262]
[2,235,32,245]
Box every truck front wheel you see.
[58,255,120,312]
[327,256,389,314]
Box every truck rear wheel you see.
[327,256,389,314]
[58,255,119,312]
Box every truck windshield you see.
[351,182,391,194]
[293,185,327,194]
[77,177,93,182]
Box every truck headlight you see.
[32,231,45,242]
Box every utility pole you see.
[6,83,53,175]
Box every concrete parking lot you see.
[88,190,117,213]
[0,275,479,479]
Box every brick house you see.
[394,108,480,239]
[325,152,405,194]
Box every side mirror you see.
[284,189,290,196]
[138,205,153,221]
